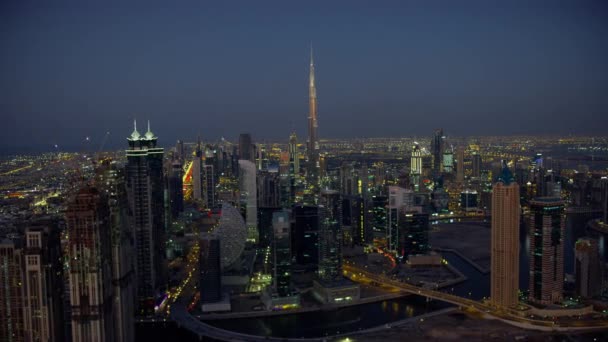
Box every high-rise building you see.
[442,149,454,174]
[601,176,608,223]
[574,238,602,298]
[490,162,520,308]
[204,164,216,208]
[96,161,135,342]
[307,46,319,175]
[0,239,25,342]
[431,129,445,175]
[472,152,482,179]
[257,171,281,208]
[529,197,565,305]
[168,159,184,219]
[289,132,300,176]
[410,143,422,190]
[387,186,414,252]
[456,147,465,183]
[125,120,166,313]
[199,237,221,304]
[293,205,319,268]
[339,162,357,196]
[370,195,388,238]
[318,190,342,284]
[258,207,282,251]
[65,186,114,342]
[398,209,430,259]
[273,210,292,297]
[22,220,65,342]
[239,160,258,243]
[192,138,203,201]
[238,133,254,162]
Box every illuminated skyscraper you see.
[307,46,319,181]
[318,190,342,284]
[490,162,520,308]
[126,120,166,313]
[529,197,565,305]
[192,138,203,201]
[65,186,114,342]
[273,210,292,297]
[431,129,445,175]
[410,143,422,190]
[239,159,258,243]
[289,132,299,176]
[472,152,482,179]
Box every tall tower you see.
[65,186,114,342]
[0,239,25,342]
[289,132,299,176]
[126,120,166,313]
[529,197,565,305]
[456,147,465,183]
[431,129,445,175]
[318,190,342,284]
[307,46,319,178]
[192,137,203,201]
[490,161,520,308]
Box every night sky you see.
[1,1,607,152]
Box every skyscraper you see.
[490,162,520,308]
[410,143,422,190]
[168,159,184,219]
[472,152,482,179]
[574,238,602,298]
[0,239,25,342]
[431,129,445,175]
[318,190,342,284]
[22,219,65,342]
[529,197,565,305]
[239,159,258,243]
[199,237,222,304]
[65,186,114,342]
[192,137,203,201]
[273,210,292,297]
[289,132,300,176]
[398,209,430,259]
[126,120,166,313]
[456,146,465,183]
[204,163,216,208]
[239,133,254,162]
[307,46,320,182]
[293,205,319,268]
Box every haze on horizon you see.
[1,0,607,153]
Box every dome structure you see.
[214,202,247,269]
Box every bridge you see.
[343,264,608,332]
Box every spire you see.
[310,42,314,66]
[144,119,155,139]
[129,119,141,140]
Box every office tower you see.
[529,197,565,305]
[239,133,254,162]
[293,205,319,267]
[289,132,300,176]
[199,237,221,303]
[65,186,114,342]
[176,140,184,161]
[318,190,342,284]
[370,195,388,237]
[456,147,465,183]
[273,210,292,297]
[96,161,135,342]
[460,190,478,211]
[192,138,203,201]
[574,238,602,298]
[168,159,184,219]
[431,129,445,175]
[339,162,357,196]
[0,239,25,342]
[307,46,319,175]
[410,143,422,190]
[442,149,454,174]
[399,209,430,259]
[239,160,258,243]
[472,152,482,179]
[258,207,281,250]
[204,164,215,208]
[22,220,65,342]
[490,162,521,308]
[257,171,281,208]
[125,120,166,313]
[387,186,414,252]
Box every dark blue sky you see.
[1,1,607,152]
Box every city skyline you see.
[2,1,608,153]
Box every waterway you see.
[137,212,601,339]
